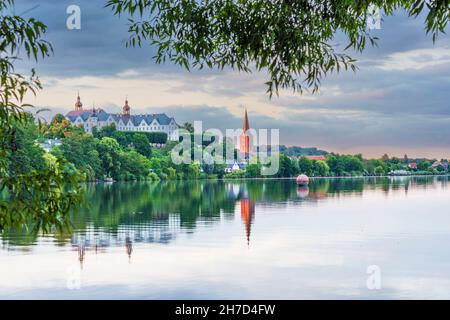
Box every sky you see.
[11,0,450,159]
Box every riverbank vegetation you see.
[0,0,83,230]
[10,114,450,185]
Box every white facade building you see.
[65,95,179,141]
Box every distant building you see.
[431,160,448,170]
[305,155,327,161]
[224,160,244,173]
[65,94,179,141]
[389,170,409,176]
[38,138,61,152]
[432,161,442,168]
[408,162,417,170]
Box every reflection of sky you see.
[2,178,450,299]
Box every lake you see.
[1,177,450,299]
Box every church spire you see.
[243,108,250,132]
[240,108,251,160]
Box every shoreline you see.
[85,174,450,184]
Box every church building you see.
[65,94,179,141]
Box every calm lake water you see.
[1,177,450,299]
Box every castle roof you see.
[66,110,175,126]
[66,95,176,127]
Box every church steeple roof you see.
[123,97,131,116]
[243,108,249,132]
[75,92,83,111]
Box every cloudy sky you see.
[13,0,450,158]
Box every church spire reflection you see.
[240,189,255,246]
[125,237,133,263]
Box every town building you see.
[305,155,327,161]
[432,160,449,170]
[38,138,62,152]
[408,162,418,170]
[65,94,179,141]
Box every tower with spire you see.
[240,109,251,161]
[123,98,131,116]
[75,92,83,111]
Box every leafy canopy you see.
[1,0,83,231]
[107,0,449,96]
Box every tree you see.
[95,123,116,138]
[326,154,364,176]
[107,0,448,97]
[326,155,344,176]
[187,162,201,179]
[58,132,103,180]
[298,157,314,176]
[313,160,330,177]
[120,150,151,180]
[131,133,152,157]
[147,132,168,144]
[374,166,385,176]
[96,137,122,179]
[181,122,194,133]
[417,160,431,171]
[51,113,65,125]
[245,161,262,178]
[366,159,387,175]
[277,154,297,177]
[1,0,83,230]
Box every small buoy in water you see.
[296,174,309,186]
[296,186,309,198]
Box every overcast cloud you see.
[12,0,450,158]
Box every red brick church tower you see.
[240,109,252,161]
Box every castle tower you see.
[75,93,83,111]
[85,103,98,134]
[123,98,131,116]
[240,109,251,161]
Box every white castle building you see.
[65,95,179,141]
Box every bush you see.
[148,172,160,181]
[224,170,245,179]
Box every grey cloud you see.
[12,0,450,157]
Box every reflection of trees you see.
[1,176,448,248]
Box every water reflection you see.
[1,176,449,254]
[2,176,450,299]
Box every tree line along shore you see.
[7,113,450,184]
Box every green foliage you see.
[245,161,262,178]
[130,133,152,157]
[417,160,431,171]
[313,160,330,177]
[107,0,449,96]
[298,157,314,176]
[1,0,83,231]
[58,132,103,180]
[326,154,364,176]
[224,170,245,179]
[94,124,166,149]
[147,131,168,144]
[281,145,328,157]
[277,154,298,177]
